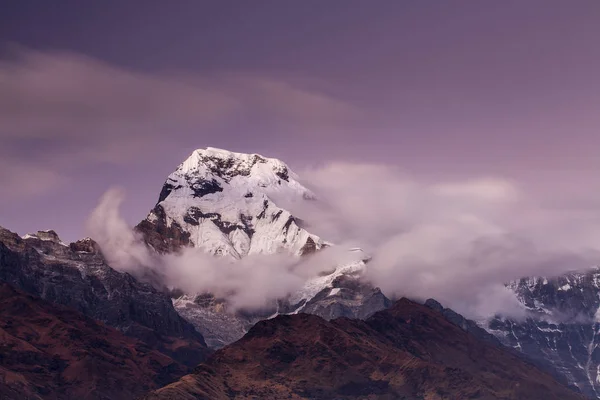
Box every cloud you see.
[87,162,600,321]
[87,188,345,310]
[0,157,68,199]
[86,188,157,271]
[86,161,600,320]
[288,163,600,319]
[0,48,358,199]
[432,178,519,202]
[0,50,236,141]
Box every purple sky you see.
[2,0,600,241]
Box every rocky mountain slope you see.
[136,147,390,348]
[0,226,209,367]
[487,269,600,398]
[0,282,188,400]
[144,298,583,400]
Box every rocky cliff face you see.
[487,270,600,398]
[144,298,584,400]
[0,226,209,367]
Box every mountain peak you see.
[193,146,273,162]
[22,229,66,245]
[137,147,322,257]
[176,147,295,184]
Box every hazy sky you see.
[2,0,600,241]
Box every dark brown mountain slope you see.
[144,298,585,400]
[0,282,189,400]
[0,226,210,367]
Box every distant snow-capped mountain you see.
[488,270,600,398]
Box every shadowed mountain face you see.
[0,282,189,400]
[144,298,584,400]
[0,226,210,367]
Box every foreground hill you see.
[144,298,583,400]
[0,282,188,400]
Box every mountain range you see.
[1,146,598,399]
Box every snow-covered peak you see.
[22,230,67,246]
[168,147,312,202]
[179,147,293,181]
[139,147,323,258]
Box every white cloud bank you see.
[88,163,600,320]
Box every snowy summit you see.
[138,147,324,258]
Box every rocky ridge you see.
[0,226,209,367]
[144,298,584,400]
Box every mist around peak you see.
[88,161,600,320]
